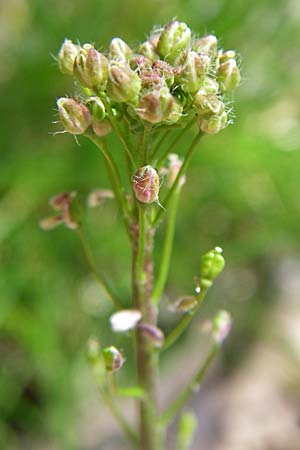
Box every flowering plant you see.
[42,19,240,450]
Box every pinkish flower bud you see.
[152,60,174,87]
[140,69,164,90]
[133,165,160,204]
[212,310,232,344]
[197,110,228,135]
[130,55,152,72]
[57,98,91,135]
[58,39,80,75]
[74,45,108,90]
[136,87,174,124]
[39,214,65,230]
[138,323,164,348]
[40,191,78,231]
[50,191,77,211]
[88,189,114,207]
[109,37,133,61]
[165,153,186,188]
[92,119,112,137]
[107,62,141,103]
[192,35,218,55]
[157,20,191,65]
[179,51,210,93]
[217,59,241,92]
[110,309,142,332]
[172,295,198,312]
[102,346,125,373]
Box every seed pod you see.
[57,97,91,134]
[107,62,141,103]
[192,35,218,55]
[212,310,232,344]
[109,37,133,61]
[199,246,225,287]
[74,45,108,90]
[197,110,228,135]
[102,346,125,373]
[217,59,241,92]
[133,165,160,204]
[58,39,80,75]
[157,20,191,65]
[179,51,210,93]
[136,87,174,124]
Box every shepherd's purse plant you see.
[41,19,241,450]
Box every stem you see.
[162,286,209,351]
[151,188,181,305]
[151,130,171,162]
[143,124,152,165]
[76,227,122,309]
[153,132,203,227]
[160,343,219,427]
[132,206,164,450]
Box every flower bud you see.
[199,246,225,288]
[165,153,186,188]
[152,60,174,87]
[136,87,174,124]
[110,309,142,332]
[130,55,152,72]
[217,59,241,92]
[139,40,158,62]
[138,323,164,348]
[172,295,197,312]
[212,310,232,344]
[92,119,112,137]
[157,20,191,64]
[57,98,91,134]
[88,189,114,208]
[218,50,236,64]
[109,37,133,61]
[102,346,125,373]
[179,51,210,93]
[140,69,164,90]
[74,45,108,90]
[194,91,224,116]
[107,62,141,103]
[192,34,218,55]
[40,214,65,230]
[50,191,77,211]
[197,110,228,135]
[58,39,80,75]
[164,99,183,125]
[86,96,106,121]
[203,77,219,94]
[133,165,160,204]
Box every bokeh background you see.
[1,0,300,449]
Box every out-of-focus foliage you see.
[0,0,299,449]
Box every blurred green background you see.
[1,0,300,449]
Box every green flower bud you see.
[212,310,232,344]
[217,59,241,92]
[133,165,160,204]
[58,39,80,75]
[218,50,236,64]
[57,97,91,134]
[109,37,133,62]
[199,246,225,287]
[197,110,228,135]
[136,87,174,124]
[157,20,191,65]
[179,51,210,93]
[107,62,141,103]
[164,99,183,125]
[139,40,158,62]
[74,45,108,90]
[102,346,125,373]
[194,91,224,116]
[86,96,106,121]
[192,34,218,55]
[203,76,219,94]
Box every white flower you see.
[110,309,142,332]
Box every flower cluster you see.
[56,20,240,137]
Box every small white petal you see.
[110,309,142,332]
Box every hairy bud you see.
[109,37,133,61]
[136,87,174,124]
[152,60,174,87]
[157,20,191,64]
[74,45,108,90]
[139,40,158,62]
[58,39,80,75]
[199,246,225,288]
[130,55,152,72]
[133,165,160,204]
[179,51,210,93]
[212,310,232,344]
[192,34,218,55]
[102,346,125,373]
[217,58,241,92]
[107,62,141,103]
[57,97,91,134]
[194,91,224,116]
[197,110,228,134]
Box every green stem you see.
[76,227,122,309]
[160,343,219,427]
[151,188,181,305]
[155,120,195,168]
[151,130,171,162]
[162,286,209,351]
[143,124,152,165]
[153,132,203,227]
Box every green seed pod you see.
[107,62,141,103]
[157,20,191,65]
[57,97,91,134]
[102,346,125,373]
[58,39,80,75]
[74,45,108,90]
[199,246,225,287]
[217,58,241,92]
[109,38,133,62]
[136,86,174,124]
[179,51,210,93]
[192,34,218,55]
[197,110,228,135]
[133,165,160,204]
